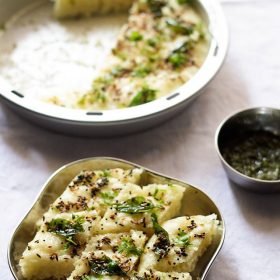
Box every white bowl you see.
[0,0,229,136]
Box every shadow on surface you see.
[207,252,240,280]
[229,180,280,235]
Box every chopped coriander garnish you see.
[100,191,118,205]
[147,38,157,48]
[95,75,113,87]
[166,18,194,35]
[174,229,191,247]
[118,237,143,256]
[168,52,188,68]
[94,91,106,103]
[89,256,127,276]
[77,94,91,108]
[102,170,111,177]
[129,86,157,107]
[112,48,127,60]
[151,213,170,259]
[79,75,115,106]
[47,216,84,249]
[152,188,166,203]
[114,196,159,214]
[167,41,192,69]
[132,66,151,78]
[195,21,206,39]
[129,31,143,42]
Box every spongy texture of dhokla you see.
[138,214,219,273]
[54,0,133,18]
[67,230,147,279]
[99,183,185,234]
[20,210,100,280]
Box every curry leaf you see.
[47,217,84,249]
[114,196,158,214]
[129,86,157,107]
[151,213,170,259]
[47,217,84,238]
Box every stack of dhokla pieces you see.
[20,168,219,279]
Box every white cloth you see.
[1,1,280,279]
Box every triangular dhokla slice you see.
[67,230,147,279]
[138,214,219,273]
[19,210,100,280]
[45,168,143,217]
[99,183,185,234]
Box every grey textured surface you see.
[1,1,280,279]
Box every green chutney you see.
[222,131,280,181]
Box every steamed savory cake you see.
[49,0,209,110]
[19,167,219,279]
[43,168,143,218]
[67,230,147,279]
[20,210,101,279]
[138,214,219,273]
[20,168,145,279]
[100,183,185,234]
